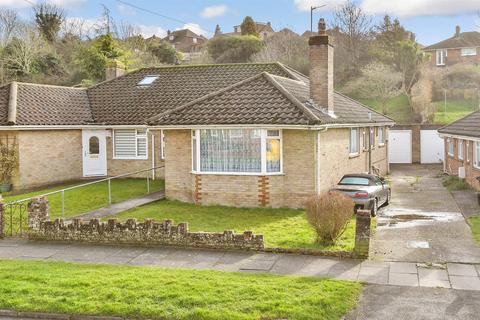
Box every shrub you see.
[305,192,354,244]
[0,137,17,184]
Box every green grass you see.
[3,178,164,218]
[356,94,411,123]
[469,216,480,246]
[0,259,361,320]
[442,175,471,191]
[433,99,478,124]
[109,200,356,252]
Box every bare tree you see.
[0,9,21,46]
[344,62,402,115]
[61,17,94,40]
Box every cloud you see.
[361,0,479,17]
[178,23,209,37]
[0,0,33,8]
[294,0,345,12]
[50,0,86,7]
[0,0,86,8]
[138,25,167,38]
[117,3,135,16]
[201,4,228,18]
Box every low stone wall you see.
[29,218,264,250]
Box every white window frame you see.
[362,129,368,151]
[461,47,477,56]
[447,138,454,156]
[378,127,385,146]
[458,139,463,160]
[191,128,283,175]
[475,142,480,169]
[370,128,375,149]
[467,141,470,163]
[113,129,148,160]
[160,130,165,160]
[349,128,360,156]
[436,49,447,66]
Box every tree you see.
[207,35,264,63]
[333,0,372,79]
[34,2,65,42]
[252,31,309,75]
[344,62,402,115]
[240,16,258,37]
[0,9,21,46]
[147,36,177,64]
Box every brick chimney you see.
[105,60,125,81]
[309,18,334,116]
[455,25,461,37]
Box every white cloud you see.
[294,0,345,12]
[178,23,209,37]
[138,25,167,38]
[50,0,86,7]
[361,0,479,17]
[0,0,86,8]
[0,0,33,8]
[201,4,228,18]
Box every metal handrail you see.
[5,166,165,213]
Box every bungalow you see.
[438,111,480,190]
[0,19,394,209]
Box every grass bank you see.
[0,259,361,320]
[110,200,356,252]
[469,216,480,246]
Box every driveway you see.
[371,164,480,263]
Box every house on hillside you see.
[219,21,275,40]
[162,29,207,55]
[423,26,480,67]
[438,111,480,190]
[0,19,394,208]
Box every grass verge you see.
[109,200,356,252]
[0,259,361,320]
[469,216,480,246]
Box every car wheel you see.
[371,199,378,217]
[385,190,391,206]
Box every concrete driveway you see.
[371,164,480,263]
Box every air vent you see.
[137,75,159,86]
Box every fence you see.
[0,166,164,238]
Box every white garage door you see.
[421,130,444,164]
[389,130,412,164]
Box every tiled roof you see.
[87,63,297,125]
[0,83,92,126]
[438,111,480,138]
[423,32,480,50]
[0,84,10,125]
[148,72,394,126]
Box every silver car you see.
[331,174,391,216]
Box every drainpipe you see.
[368,127,372,174]
[150,131,155,180]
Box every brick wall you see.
[444,137,480,190]
[427,48,480,67]
[392,124,443,164]
[15,130,83,190]
[318,127,389,193]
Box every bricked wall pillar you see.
[194,175,202,204]
[0,195,4,239]
[354,209,371,258]
[28,196,50,230]
[258,176,270,207]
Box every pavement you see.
[70,191,165,220]
[0,238,480,291]
[371,164,480,263]
[451,189,480,218]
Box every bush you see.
[306,192,354,244]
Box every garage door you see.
[389,130,412,164]
[421,130,444,164]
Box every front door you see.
[82,130,107,177]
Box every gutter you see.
[7,82,17,125]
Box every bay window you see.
[191,129,282,174]
[475,142,480,169]
[113,129,148,159]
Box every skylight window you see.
[137,75,159,86]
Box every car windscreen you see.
[338,176,371,186]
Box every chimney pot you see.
[318,18,327,35]
[455,25,461,37]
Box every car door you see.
[374,177,387,204]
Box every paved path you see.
[452,189,480,218]
[70,191,165,220]
[371,164,480,263]
[1,239,480,291]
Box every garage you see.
[420,130,444,164]
[389,130,412,163]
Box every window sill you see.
[113,157,149,160]
[190,171,285,176]
[378,143,385,148]
[349,153,360,159]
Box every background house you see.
[438,111,480,190]
[423,26,480,67]
[223,21,275,40]
[162,29,207,57]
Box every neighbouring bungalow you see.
[438,111,480,190]
[0,19,394,208]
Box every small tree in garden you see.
[306,192,354,244]
[0,138,17,185]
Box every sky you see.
[4,0,480,45]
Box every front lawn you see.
[469,216,480,245]
[0,260,361,320]
[2,178,165,219]
[433,99,477,125]
[110,200,356,252]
